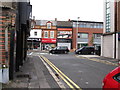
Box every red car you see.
[102,66,120,89]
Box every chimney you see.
[55,18,57,21]
[68,19,71,21]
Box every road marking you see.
[28,52,33,55]
[39,56,65,88]
[39,53,48,55]
[40,55,82,90]
[75,55,118,66]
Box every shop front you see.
[27,38,41,49]
[57,39,72,50]
[41,38,56,50]
[57,28,73,50]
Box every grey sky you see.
[30,0,104,22]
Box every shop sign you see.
[57,39,72,43]
[42,38,56,43]
[57,31,72,39]
[27,38,41,41]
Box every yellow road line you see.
[40,55,82,90]
[40,55,74,89]
[75,55,118,66]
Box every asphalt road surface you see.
[30,51,117,89]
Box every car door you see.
[56,47,61,53]
[59,47,64,53]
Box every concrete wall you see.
[102,35,114,58]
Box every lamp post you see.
[76,17,80,49]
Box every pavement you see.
[77,55,120,66]
[2,54,61,89]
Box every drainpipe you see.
[114,1,117,59]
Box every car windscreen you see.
[53,47,57,50]
[78,47,84,50]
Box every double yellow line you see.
[40,55,82,90]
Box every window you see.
[90,23,94,28]
[106,1,111,32]
[34,32,37,36]
[79,23,87,28]
[47,23,52,29]
[86,23,90,28]
[94,34,102,39]
[44,31,48,38]
[78,33,88,38]
[50,31,54,38]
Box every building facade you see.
[0,1,32,83]
[101,0,120,59]
[72,21,103,50]
[28,20,42,50]
[57,21,73,50]
[35,20,57,50]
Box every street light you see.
[76,17,80,49]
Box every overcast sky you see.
[30,0,104,22]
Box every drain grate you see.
[16,74,30,78]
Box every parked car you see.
[94,46,101,56]
[49,46,69,54]
[102,66,120,89]
[75,46,95,55]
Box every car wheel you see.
[64,51,68,54]
[52,51,55,54]
[91,52,94,55]
[78,52,81,54]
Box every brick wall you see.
[0,11,16,68]
[72,27,103,49]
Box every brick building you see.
[0,1,32,83]
[102,0,120,59]
[33,20,57,50]
[72,21,103,50]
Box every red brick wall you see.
[42,29,57,39]
[72,27,103,49]
[0,11,16,67]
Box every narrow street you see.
[29,51,117,89]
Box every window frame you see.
[47,23,52,29]
[93,33,102,39]
[78,33,88,39]
[34,31,37,36]
[44,31,48,38]
[50,31,54,38]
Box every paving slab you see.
[2,56,60,89]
